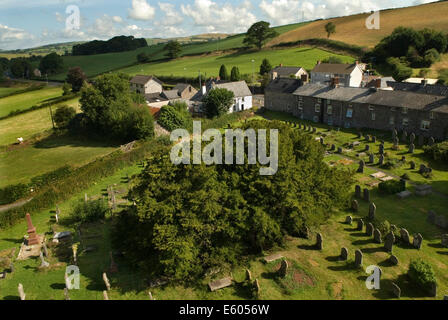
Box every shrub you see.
[424,141,448,161]
[382,158,404,169]
[70,199,109,223]
[158,102,192,132]
[0,184,29,205]
[378,180,405,195]
[373,220,391,237]
[54,105,76,129]
[408,259,437,295]
[30,166,72,189]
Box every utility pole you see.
[49,104,55,129]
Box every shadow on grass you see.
[325,255,342,262]
[360,247,385,254]
[371,275,432,300]
[297,244,318,251]
[352,239,374,246]
[349,232,367,238]
[50,283,66,290]
[1,238,23,244]
[3,296,19,301]
[327,261,361,272]
[33,133,120,150]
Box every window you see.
[421,120,430,131]
[371,112,376,121]
[430,112,435,120]
[369,105,375,111]
[317,98,322,104]
[389,116,395,125]
[346,108,353,118]
[315,104,321,113]
[402,107,408,114]
[402,118,409,126]
[327,106,333,115]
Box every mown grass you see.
[119,47,354,79]
[0,86,63,118]
[0,98,80,146]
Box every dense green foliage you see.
[70,199,108,223]
[0,184,29,205]
[113,120,353,282]
[219,64,229,80]
[66,67,87,93]
[424,141,448,161]
[78,73,154,141]
[243,21,278,50]
[386,57,413,82]
[39,53,64,75]
[378,180,406,195]
[259,58,272,75]
[322,56,344,64]
[137,52,151,63]
[325,22,336,38]
[438,69,448,85]
[9,58,32,78]
[408,258,437,294]
[203,88,235,118]
[230,66,241,81]
[164,40,182,60]
[72,36,147,56]
[54,105,76,129]
[158,102,192,132]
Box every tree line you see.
[72,35,148,56]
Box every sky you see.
[0,0,439,50]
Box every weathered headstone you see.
[384,232,395,252]
[84,193,88,202]
[355,250,363,267]
[402,131,408,142]
[428,137,435,146]
[330,144,336,151]
[392,129,398,140]
[18,283,25,300]
[366,223,374,237]
[369,154,375,164]
[103,272,111,291]
[254,279,260,298]
[390,255,399,266]
[316,233,323,250]
[379,144,384,155]
[320,137,324,145]
[372,136,377,143]
[410,133,416,144]
[393,137,399,148]
[400,229,410,245]
[357,219,364,231]
[364,189,370,202]
[278,259,289,278]
[345,216,353,225]
[374,229,382,244]
[379,155,384,166]
[39,251,49,268]
[408,143,415,154]
[410,161,416,170]
[355,185,362,199]
[42,242,48,257]
[352,200,359,212]
[148,291,155,300]
[413,233,423,250]
[340,248,348,261]
[430,283,437,297]
[357,132,362,139]
[337,147,343,154]
[365,145,370,152]
[369,202,376,220]
[392,283,401,299]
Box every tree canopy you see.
[260,58,272,75]
[219,65,229,80]
[230,66,241,81]
[203,88,235,118]
[325,22,336,38]
[113,120,353,282]
[72,36,147,56]
[243,21,278,50]
[66,67,87,93]
[39,53,64,75]
[164,40,182,60]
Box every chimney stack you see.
[421,79,428,87]
[317,60,321,65]
[375,78,382,89]
[331,77,339,88]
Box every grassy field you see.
[0,134,117,188]
[119,47,354,79]
[0,98,80,146]
[269,2,448,49]
[0,86,63,118]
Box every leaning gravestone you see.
[316,233,323,250]
[366,223,374,237]
[369,203,376,220]
[209,277,233,292]
[18,283,26,300]
[39,251,49,268]
[355,250,363,267]
[278,260,289,278]
[340,248,348,261]
[330,144,336,151]
[103,272,111,291]
[374,229,382,244]
[392,283,401,299]
[390,255,399,266]
[400,228,410,245]
[245,269,252,282]
[413,234,423,250]
[357,219,364,231]
[345,216,353,225]
[364,189,370,202]
[352,200,359,212]
[384,232,395,252]
[355,185,362,199]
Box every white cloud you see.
[157,2,183,26]
[112,16,123,23]
[181,0,257,33]
[0,24,33,42]
[128,0,156,21]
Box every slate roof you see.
[130,75,163,86]
[293,83,448,113]
[145,92,168,103]
[271,66,304,77]
[212,81,252,98]
[387,81,448,97]
[265,78,302,94]
[162,89,181,100]
[311,63,360,75]
[173,83,190,92]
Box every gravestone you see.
[148,292,155,300]
[430,283,437,297]
[42,242,48,257]
[384,232,395,252]
[379,155,384,166]
[390,255,399,266]
[263,253,284,263]
[330,144,336,151]
[366,223,374,237]
[379,144,384,155]
[415,184,432,196]
[316,233,323,250]
[39,251,49,268]
[278,260,289,278]
[337,147,343,154]
[372,136,377,143]
[355,250,363,267]
[365,145,370,152]
[357,219,364,231]
[18,283,26,300]
[254,279,260,298]
[392,129,398,139]
[355,185,362,199]
[410,161,416,170]
[345,216,353,225]
[364,189,370,202]
[401,156,406,162]
[9,263,14,273]
[369,203,376,220]
[209,277,233,292]
[419,164,428,174]
[103,272,111,291]
[408,143,415,154]
[320,138,324,145]
[340,248,348,261]
[400,229,410,245]
[410,133,416,144]
[369,154,375,164]
[357,132,362,139]
[441,234,448,248]
[392,283,401,299]
[313,127,317,133]
[402,131,408,142]
[84,193,88,202]
[393,137,399,147]
[427,211,437,224]
[246,269,252,282]
[352,200,359,212]
[374,229,382,244]
[413,233,423,250]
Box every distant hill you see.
[1,41,86,57]
[268,1,448,49]
[147,33,233,45]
